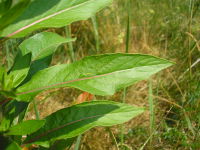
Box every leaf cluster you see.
[0,0,173,149]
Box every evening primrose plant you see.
[0,0,173,149]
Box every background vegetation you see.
[0,0,200,149]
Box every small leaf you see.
[6,120,45,135]
[8,52,32,87]
[19,32,75,61]
[0,0,113,38]
[24,100,144,146]
[16,53,173,102]
[0,100,28,132]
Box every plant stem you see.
[120,0,131,148]
[65,25,75,62]
[125,2,131,53]
[33,99,40,120]
[91,16,100,53]
[74,134,82,150]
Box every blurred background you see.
[1,0,200,149]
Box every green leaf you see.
[0,0,113,38]
[19,32,75,83]
[19,32,75,61]
[49,138,76,150]
[0,135,21,150]
[4,141,21,150]
[0,100,28,132]
[6,120,45,135]
[16,53,173,102]
[0,0,12,16]
[24,100,144,146]
[8,52,32,87]
[23,56,52,85]
[0,0,30,30]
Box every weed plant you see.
[0,0,199,150]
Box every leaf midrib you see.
[17,63,169,96]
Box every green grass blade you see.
[74,135,82,150]
[148,79,154,146]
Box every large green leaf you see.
[6,120,45,135]
[0,0,113,38]
[24,100,144,146]
[16,53,173,102]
